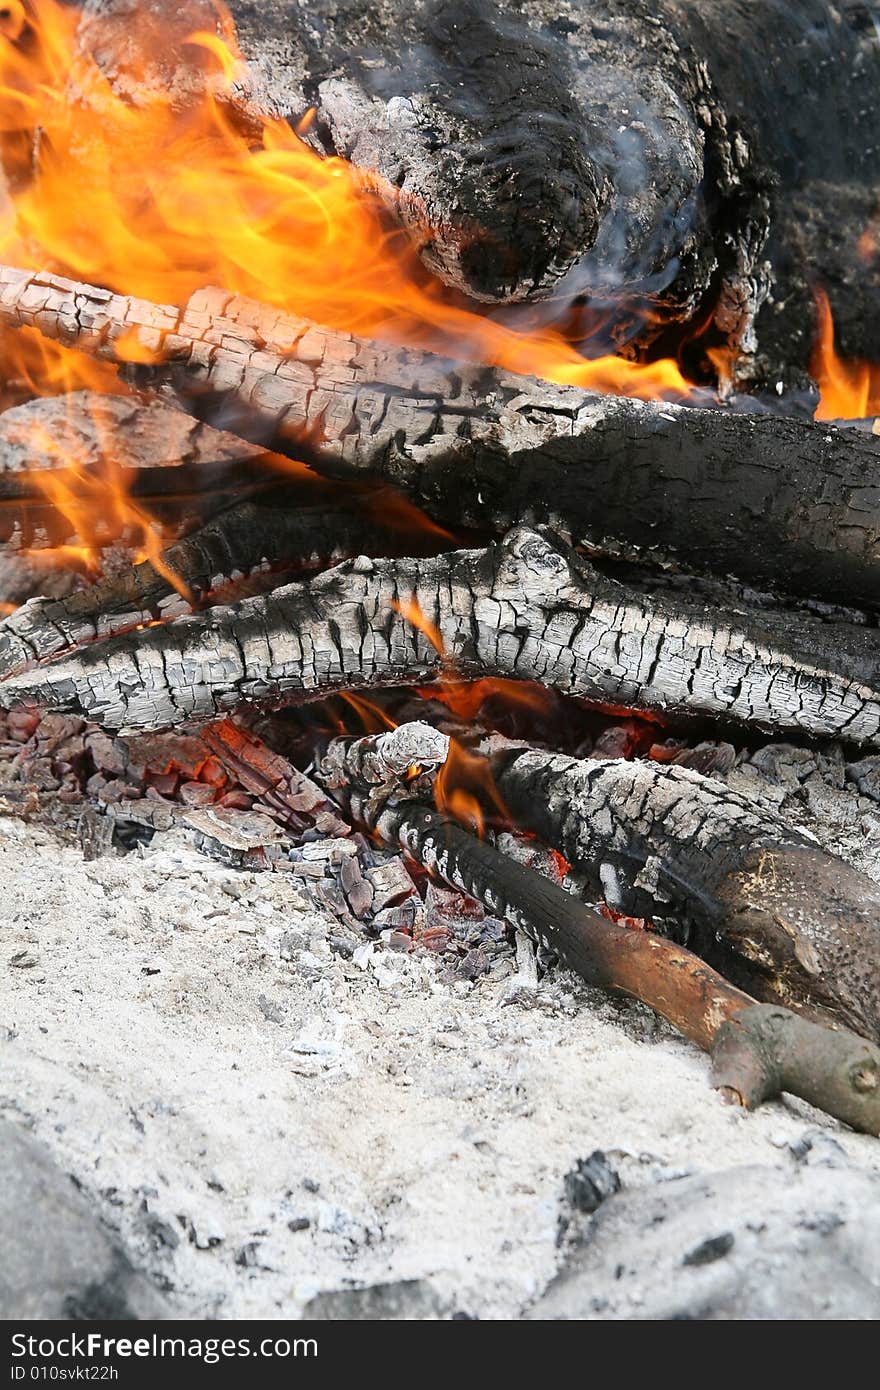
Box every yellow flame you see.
[0,0,695,402]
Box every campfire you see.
[2,0,880,1167]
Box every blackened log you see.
[313,736,880,1132]
[219,0,880,379]
[3,267,880,606]
[2,529,878,747]
[0,502,384,680]
[490,748,880,1044]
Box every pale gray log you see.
[1,528,878,747]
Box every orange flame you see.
[812,286,880,421]
[434,737,509,839]
[391,596,445,656]
[418,676,556,723]
[0,0,695,403]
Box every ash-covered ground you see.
[2,728,880,1319]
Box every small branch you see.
[313,728,880,1135]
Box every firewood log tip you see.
[711,1005,880,1137]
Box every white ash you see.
[2,731,880,1317]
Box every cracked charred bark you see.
[312,727,880,1135]
[0,502,388,680]
[104,0,880,382]
[1,529,878,748]
[490,747,880,1044]
[2,266,880,606]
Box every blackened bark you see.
[490,748,880,1043]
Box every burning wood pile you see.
[1,0,880,1144]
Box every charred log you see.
[1,529,878,747]
[490,747,880,1043]
[218,0,880,378]
[313,726,880,1134]
[2,267,880,605]
[0,501,386,679]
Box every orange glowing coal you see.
[812,286,880,421]
[0,0,694,402]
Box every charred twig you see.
[1,529,877,746]
[0,502,385,679]
[489,747,880,1042]
[2,266,880,604]
[313,725,880,1135]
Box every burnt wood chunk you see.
[220,0,880,379]
[0,391,262,482]
[1,529,878,747]
[3,267,880,605]
[490,748,880,1043]
[0,503,384,679]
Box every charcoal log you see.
[490,748,880,1043]
[1,528,878,747]
[219,0,880,380]
[3,267,880,606]
[0,502,387,679]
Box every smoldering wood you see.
[0,391,263,483]
[312,733,880,1133]
[218,0,880,382]
[199,717,351,837]
[2,267,880,607]
[490,747,880,1044]
[0,502,386,680]
[3,529,879,747]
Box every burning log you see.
[0,391,262,484]
[225,0,880,378]
[2,266,880,605]
[312,723,880,1135]
[2,529,878,746]
[489,748,880,1043]
[0,502,385,679]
